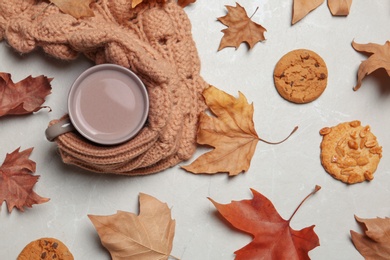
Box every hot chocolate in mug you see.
[45,64,149,145]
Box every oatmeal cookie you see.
[319,120,382,184]
[274,49,328,103]
[17,237,73,260]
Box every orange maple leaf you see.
[49,0,95,19]
[182,86,259,176]
[0,73,52,117]
[352,41,390,91]
[217,3,266,51]
[88,193,176,259]
[209,186,321,260]
[351,215,390,259]
[292,0,324,25]
[328,0,352,16]
[0,148,49,212]
[182,86,297,176]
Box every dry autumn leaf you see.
[328,0,352,16]
[0,147,49,212]
[209,186,321,260]
[49,0,94,19]
[292,0,324,25]
[182,86,259,175]
[0,73,52,117]
[351,215,390,259]
[131,0,143,8]
[131,0,169,8]
[217,3,266,51]
[182,86,297,175]
[178,0,196,8]
[88,193,176,260]
[352,40,390,91]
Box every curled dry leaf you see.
[351,215,390,259]
[328,0,352,16]
[0,73,52,117]
[352,41,390,91]
[182,86,259,176]
[217,3,266,51]
[49,0,94,19]
[209,186,321,260]
[292,0,324,25]
[0,147,49,212]
[88,193,175,260]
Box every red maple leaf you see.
[209,186,321,260]
[0,148,49,212]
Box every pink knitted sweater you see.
[0,0,207,175]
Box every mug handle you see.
[45,118,75,141]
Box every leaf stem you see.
[259,126,298,145]
[250,6,259,19]
[32,2,53,20]
[288,185,321,222]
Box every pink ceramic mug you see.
[45,64,149,145]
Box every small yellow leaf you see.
[50,0,94,19]
[182,86,259,176]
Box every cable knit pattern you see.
[0,0,207,175]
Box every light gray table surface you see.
[1,1,390,259]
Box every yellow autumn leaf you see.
[182,86,259,176]
[50,0,94,19]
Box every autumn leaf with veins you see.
[209,186,321,260]
[182,86,297,176]
[0,148,49,212]
[217,3,266,51]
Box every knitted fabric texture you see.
[0,0,207,175]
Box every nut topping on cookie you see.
[319,120,382,184]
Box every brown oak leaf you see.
[352,41,390,91]
[217,3,266,51]
[292,0,324,25]
[0,73,52,117]
[0,148,49,212]
[182,86,259,175]
[88,193,176,260]
[178,0,196,8]
[209,186,321,260]
[328,0,352,16]
[351,215,390,259]
[49,0,94,19]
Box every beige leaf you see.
[328,0,352,16]
[292,0,324,25]
[49,0,94,19]
[351,41,390,91]
[88,193,175,260]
